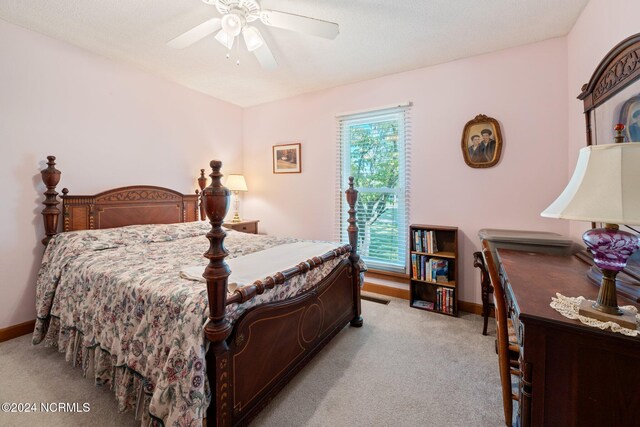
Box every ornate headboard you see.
[40,156,199,245]
[61,185,199,231]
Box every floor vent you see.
[361,294,391,305]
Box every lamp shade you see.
[225,174,248,192]
[214,29,234,50]
[221,13,243,37]
[541,143,640,225]
[242,26,264,52]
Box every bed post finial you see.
[202,160,233,425]
[202,160,232,338]
[346,176,363,327]
[346,176,359,255]
[41,155,61,246]
[198,168,207,221]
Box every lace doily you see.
[550,293,640,337]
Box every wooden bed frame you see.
[39,156,363,426]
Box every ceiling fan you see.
[168,0,339,69]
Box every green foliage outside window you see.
[348,119,402,265]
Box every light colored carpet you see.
[0,297,503,426]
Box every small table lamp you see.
[225,174,248,223]
[541,125,640,329]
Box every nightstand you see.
[223,220,259,234]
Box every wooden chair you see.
[482,241,520,427]
[473,250,495,335]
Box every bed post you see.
[201,160,233,426]
[198,168,207,221]
[41,155,62,246]
[346,176,363,327]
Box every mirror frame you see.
[575,33,640,296]
[578,33,640,146]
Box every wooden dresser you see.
[496,249,640,427]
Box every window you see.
[336,104,411,273]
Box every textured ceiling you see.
[0,0,589,107]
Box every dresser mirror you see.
[576,32,640,299]
[578,33,640,146]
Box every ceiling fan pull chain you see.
[236,36,240,65]
[225,34,234,60]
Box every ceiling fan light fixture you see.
[214,29,234,50]
[221,13,243,37]
[172,0,339,69]
[242,26,264,52]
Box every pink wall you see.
[243,37,570,305]
[5,0,638,328]
[0,20,243,329]
[566,0,640,242]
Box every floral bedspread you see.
[33,222,357,426]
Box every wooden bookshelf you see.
[409,224,458,316]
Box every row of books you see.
[435,287,455,314]
[412,287,454,314]
[411,255,449,283]
[412,229,438,253]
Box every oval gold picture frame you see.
[461,114,503,168]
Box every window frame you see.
[336,104,411,274]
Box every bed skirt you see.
[36,316,165,426]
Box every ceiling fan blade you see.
[253,42,277,69]
[260,10,339,39]
[167,17,222,49]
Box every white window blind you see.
[335,104,411,273]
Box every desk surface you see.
[496,248,639,339]
[497,248,640,427]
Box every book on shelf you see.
[432,231,438,253]
[429,258,449,282]
[411,254,417,279]
[426,230,439,253]
[412,229,439,254]
[413,300,434,310]
[414,230,422,252]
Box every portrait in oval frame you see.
[461,114,503,168]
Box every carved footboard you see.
[227,259,356,425]
[201,162,362,426]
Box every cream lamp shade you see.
[541,141,640,328]
[541,143,640,225]
[226,174,248,192]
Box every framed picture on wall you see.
[273,143,302,174]
[461,114,503,168]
